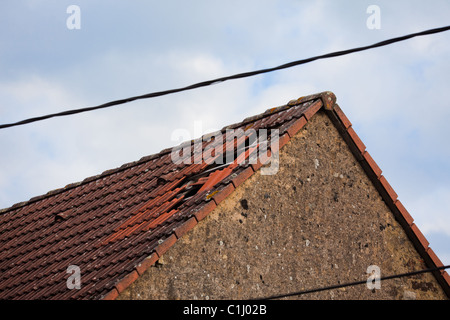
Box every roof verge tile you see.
[114,270,139,294]
[410,223,430,249]
[230,167,255,189]
[211,183,235,205]
[193,200,217,222]
[173,217,198,240]
[303,100,323,120]
[154,234,177,257]
[379,175,398,202]
[286,116,307,138]
[135,253,159,276]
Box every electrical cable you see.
[254,264,450,300]
[1,25,450,130]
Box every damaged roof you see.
[0,91,448,299]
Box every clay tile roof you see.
[0,91,448,299]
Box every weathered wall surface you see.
[118,111,446,300]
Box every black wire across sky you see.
[1,25,450,130]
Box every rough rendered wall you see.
[118,111,446,300]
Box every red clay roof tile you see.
[286,116,308,138]
[276,132,291,150]
[135,253,159,276]
[154,233,177,257]
[379,175,398,202]
[193,200,217,222]
[115,270,139,294]
[211,183,235,205]
[303,99,323,120]
[231,166,255,189]
[333,104,352,129]
[410,223,430,249]
[427,247,444,269]
[394,200,414,226]
[173,216,198,240]
[362,151,382,179]
[347,127,366,154]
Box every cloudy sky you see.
[1,1,449,267]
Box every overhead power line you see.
[1,25,450,130]
[254,264,450,300]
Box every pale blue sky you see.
[1,1,449,267]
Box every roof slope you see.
[0,92,448,299]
